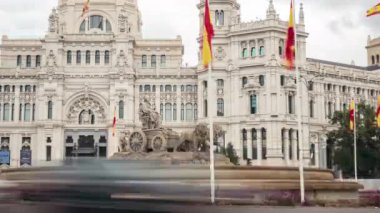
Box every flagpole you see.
[208,64,216,204]
[293,0,305,204]
[354,100,357,182]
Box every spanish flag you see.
[285,0,295,70]
[377,95,380,128]
[202,0,214,68]
[349,100,355,131]
[112,106,116,137]
[367,3,380,17]
[81,0,90,17]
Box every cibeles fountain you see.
[110,98,362,205]
[111,98,230,164]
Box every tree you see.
[218,143,239,165]
[327,102,380,178]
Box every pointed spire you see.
[266,0,277,20]
[299,3,305,25]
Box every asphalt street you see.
[0,202,379,213]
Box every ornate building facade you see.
[0,0,379,168]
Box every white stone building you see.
[0,0,379,168]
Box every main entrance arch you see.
[64,93,109,158]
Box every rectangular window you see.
[250,95,257,114]
[3,104,10,121]
[76,51,81,64]
[151,55,156,68]
[26,55,31,67]
[142,55,147,67]
[46,146,51,161]
[288,95,295,114]
[160,55,166,67]
[309,101,314,118]
[105,51,110,64]
[36,55,41,67]
[86,51,91,64]
[95,51,100,64]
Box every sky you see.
[0,0,380,67]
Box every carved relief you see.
[117,50,128,67]
[46,50,57,67]
[214,46,226,61]
[118,8,128,33]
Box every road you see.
[0,202,379,213]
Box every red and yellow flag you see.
[349,100,355,131]
[202,0,214,68]
[367,3,380,17]
[112,106,116,137]
[376,95,380,128]
[285,0,295,70]
[81,0,90,17]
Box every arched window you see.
[3,103,10,121]
[95,50,100,64]
[86,50,91,64]
[242,77,248,88]
[251,47,256,57]
[372,55,375,65]
[262,128,267,160]
[144,85,151,92]
[160,104,164,120]
[24,103,31,122]
[215,10,220,26]
[12,86,15,92]
[160,85,163,92]
[26,55,31,67]
[152,85,156,92]
[194,104,198,120]
[181,85,185,92]
[279,39,284,56]
[280,75,285,86]
[377,55,379,63]
[36,55,41,67]
[173,103,177,121]
[90,15,104,30]
[217,79,224,88]
[160,55,166,67]
[310,143,316,166]
[48,101,53,120]
[142,55,147,67]
[252,129,257,160]
[289,129,293,160]
[165,85,172,92]
[32,104,35,121]
[17,55,22,66]
[4,85,10,92]
[173,85,177,92]
[105,50,110,64]
[309,100,314,118]
[242,129,247,160]
[204,100,208,117]
[165,103,172,121]
[328,102,333,118]
[67,51,72,64]
[219,10,224,26]
[186,103,193,121]
[259,75,265,86]
[25,85,31,92]
[281,129,286,159]
[250,95,257,114]
[259,46,265,56]
[242,48,248,58]
[181,103,185,121]
[288,95,295,114]
[119,100,124,119]
[151,55,157,68]
[76,50,81,64]
[217,98,224,117]
[186,85,193,92]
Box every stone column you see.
[257,129,262,165]
[247,129,253,160]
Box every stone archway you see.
[66,95,106,125]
